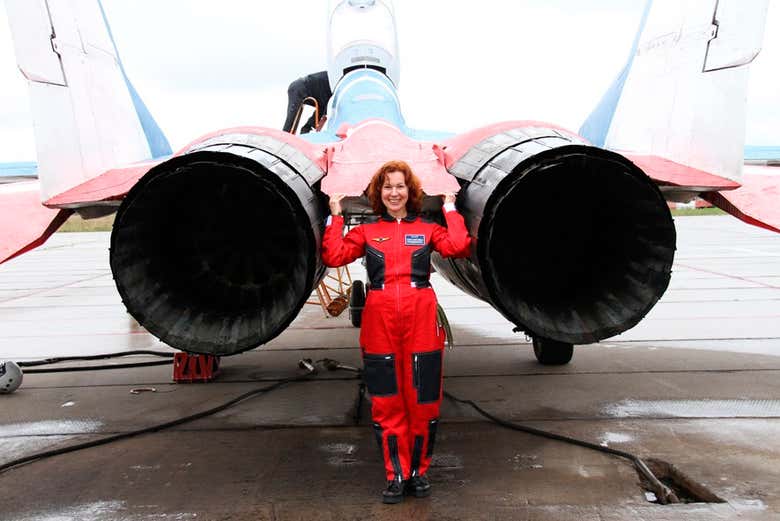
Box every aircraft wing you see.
[0,156,162,264]
[44,159,165,208]
[627,156,779,233]
[702,165,780,233]
[621,155,740,192]
[579,0,778,231]
[0,181,71,264]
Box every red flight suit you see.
[322,209,471,481]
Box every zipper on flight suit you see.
[395,218,401,318]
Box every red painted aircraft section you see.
[44,161,161,208]
[624,154,741,191]
[442,121,582,168]
[45,127,328,209]
[176,127,328,170]
[703,166,780,233]
[322,120,459,195]
[0,183,71,264]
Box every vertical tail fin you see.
[580,0,770,181]
[4,0,171,201]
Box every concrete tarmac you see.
[1,215,779,520]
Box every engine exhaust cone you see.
[480,147,676,343]
[110,151,324,355]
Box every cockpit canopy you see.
[327,0,400,89]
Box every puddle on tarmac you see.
[0,435,75,461]
[14,500,125,521]
[599,432,633,446]
[319,442,361,466]
[0,419,103,436]
[431,453,463,469]
[604,399,780,418]
[319,442,357,454]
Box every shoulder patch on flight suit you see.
[405,234,426,246]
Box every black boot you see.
[405,474,431,498]
[382,476,405,504]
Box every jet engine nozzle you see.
[110,138,327,355]
[436,129,676,344]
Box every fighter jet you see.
[0,0,776,365]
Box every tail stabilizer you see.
[0,182,71,264]
[703,166,780,233]
[580,0,769,182]
[4,0,171,201]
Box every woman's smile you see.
[381,170,409,217]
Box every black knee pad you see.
[413,350,443,403]
[362,352,398,396]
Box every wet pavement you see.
[1,215,779,520]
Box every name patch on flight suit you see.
[405,234,426,246]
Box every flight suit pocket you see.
[362,353,398,396]
[412,350,443,404]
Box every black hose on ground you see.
[443,391,678,504]
[4,352,678,503]
[320,357,678,504]
[16,350,175,368]
[22,360,173,374]
[12,350,174,374]
[0,363,317,476]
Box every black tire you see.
[532,337,574,365]
[349,280,366,328]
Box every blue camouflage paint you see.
[0,162,37,177]
[328,69,406,130]
[579,0,653,147]
[297,68,455,145]
[744,145,780,161]
[97,0,172,158]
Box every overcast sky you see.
[0,0,777,163]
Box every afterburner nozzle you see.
[110,135,327,356]
[435,128,676,344]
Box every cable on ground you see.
[320,357,679,504]
[0,360,318,476]
[4,353,679,503]
[16,350,175,373]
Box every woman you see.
[321,160,471,504]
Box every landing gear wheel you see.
[532,337,574,365]
[349,280,366,328]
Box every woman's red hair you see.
[367,160,424,215]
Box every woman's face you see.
[381,170,409,215]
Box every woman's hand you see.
[441,193,456,205]
[329,193,346,216]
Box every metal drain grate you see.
[640,459,725,504]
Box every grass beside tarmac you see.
[669,207,725,216]
[57,212,116,232]
[54,207,726,233]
